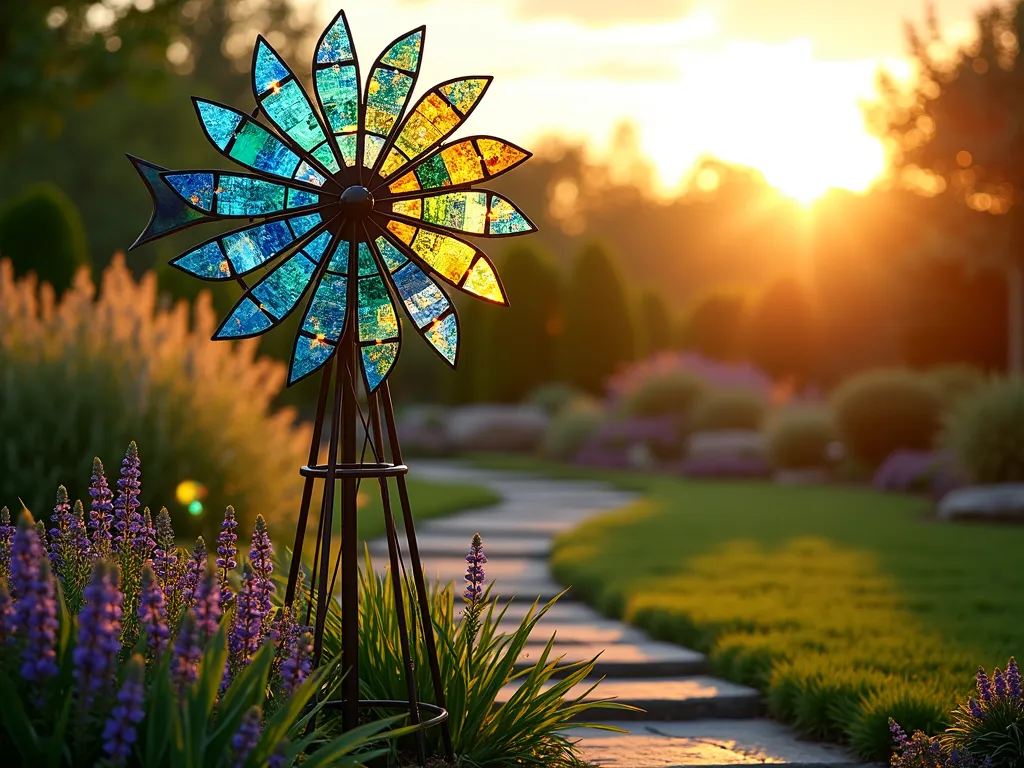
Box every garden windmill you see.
[127,8,536,763]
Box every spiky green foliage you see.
[943,377,1024,483]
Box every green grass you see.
[469,455,1024,761]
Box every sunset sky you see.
[324,0,985,201]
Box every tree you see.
[873,1,1024,372]
[746,276,817,382]
[562,242,635,395]
[482,245,563,403]
[677,287,748,362]
[635,289,674,360]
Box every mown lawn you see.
[472,455,1024,761]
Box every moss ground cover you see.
[471,455,1024,761]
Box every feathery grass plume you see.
[216,505,238,611]
[112,442,141,554]
[462,532,487,669]
[74,561,123,707]
[137,565,169,656]
[11,511,59,693]
[87,457,114,557]
[0,505,14,579]
[230,705,263,768]
[101,654,145,767]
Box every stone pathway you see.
[368,461,862,767]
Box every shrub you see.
[766,407,835,469]
[0,183,91,294]
[677,287,748,362]
[831,369,944,468]
[527,382,583,417]
[0,450,392,767]
[888,658,1023,768]
[541,401,606,462]
[0,256,309,538]
[925,364,988,412]
[943,377,1024,484]
[619,370,708,420]
[688,388,767,432]
[562,242,635,395]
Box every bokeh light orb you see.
[188,500,204,516]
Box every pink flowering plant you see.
[890,659,1024,768]
[0,441,395,767]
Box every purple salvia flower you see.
[138,565,169,656]
[463,532,487,605]
[10,511,59,686]
[230,566,267,668]
[280,630,314,697]
[248,515,275,617]
[171,612,203,691]
[889,718,911,749]
[0,581,12,644]
[976,666,992,703]
[133,506,156,560]
[993,668,1007,700]
[216,506,238,611]
[1007,657,1021,702]
[179,537,207,607]
[112,442,142,553]
[48,485,72,568]
[101,655,145,767]
[192,568,222,638]
[74,561,124,705]
[231,706,263,768]
[0,506,14,580]
[152,507,177,592]
[268,743,290,768]
[968,698,984,719]
[88,457,114,556]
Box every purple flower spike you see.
[192,567,222,639]
[463,532,487,605]
[171,612,202,690]
[75,562,124,706]
[134,506,156,560]
[1007,657,1021,702]
[888,718,911,749]
[230,566,267,669]
[152,507,178,593]
[48,484,72,568]
[0,581,13,644]
[280,630,314,697]
[0,506,14,580]
[993,668,1007,700]
[113,442,142,554]
[180,537,207,606]
[216,506,238,611]
[976,666,992,703]
[138,565,169,656]
[50,488,91,598]
[968,698,984,719]
[248,515,275,617]
[102,655,145,767]
[231,706,263,768]
[10,511,59,686]
[88,457,114,556]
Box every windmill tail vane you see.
[125,7,536,762]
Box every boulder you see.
[937,484,1024,523]
[447,404,549,453]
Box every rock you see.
[687,430,767,460]
[937,484,1024,522]
[447,404,549,453]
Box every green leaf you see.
[0,672,43,763]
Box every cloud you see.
[514,0,695,26]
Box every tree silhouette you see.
[874,1,1024,371]
[746,276,817,383]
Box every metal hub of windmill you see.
[126,7,537,767]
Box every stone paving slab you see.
[499,616,655,644]
[372,555,566,600]
[368,534,550,559]
[497,600,609,624]
[495,676,762,721]
[512,641,708,677]
[421,515,584,537]
[563,721,861,767]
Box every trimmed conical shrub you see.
[0,183,91,293]
[562,242,635,395]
